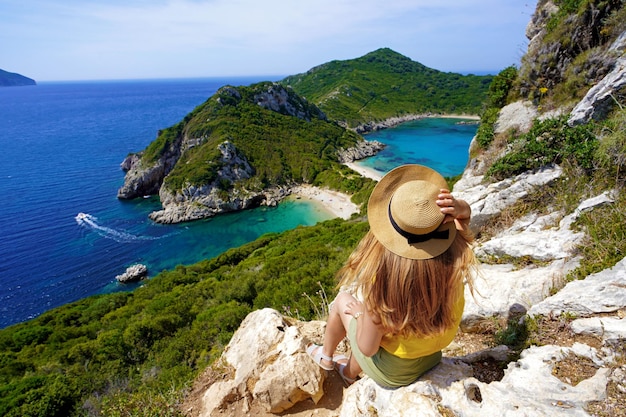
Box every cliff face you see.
[519,0,625,102]
[117,137,182,199]
[148,141,268,224]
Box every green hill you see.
[117,82,376,221]
[0,69,36,87]
[153,82,364,191]
[281,48,492,128]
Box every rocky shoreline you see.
[137,139,385,224]
[351,113,480,134]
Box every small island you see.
[0,69,36,87]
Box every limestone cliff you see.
[519,0,625,105]
[148,141,271,224]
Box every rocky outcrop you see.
[254,84,327,121]
[120,153,142,172]
[529,255,626,318]
[117,136,182,199]
[519,1,622,97]
[115,264,148,283]
[568,31,626,125]
[454,164,564,233]
[118,83,335,218]
[149,141,268,224]
[337,140,385,163]
[149,183,290,224]
[493,100,538,134]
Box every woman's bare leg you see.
[321,292,362,379]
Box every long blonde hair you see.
[337,228,476,338]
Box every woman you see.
[307,164,476,388]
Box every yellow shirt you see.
[379,283,464,359]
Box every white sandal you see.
[334,357,357,386]
[306,344,334,371]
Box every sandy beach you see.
[290,162,387,220]
[290,185,361,220]
[345,162,383,181]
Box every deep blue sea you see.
[0,79,477,329]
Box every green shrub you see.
[474,66,519,149]
[488,66,518,108]
[487,116,598,180]
[475,107,500,149]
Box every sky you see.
[1,0,535,82]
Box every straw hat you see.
[367,164,456,259]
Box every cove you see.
[355,117,478,179]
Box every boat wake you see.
[75,212,166,243]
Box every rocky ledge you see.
[337,139,385,163]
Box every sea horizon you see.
[27,68,496,84]
[33,75,286,85]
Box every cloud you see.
[0,0,532,80]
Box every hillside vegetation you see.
[282,48,492,127]
[0,219,368,416]
[2,1,626,415]
[141,82,371,197]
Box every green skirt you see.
[348,318,442,388]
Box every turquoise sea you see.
[0,78,477,328]
[354,118,478,178]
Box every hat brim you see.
[368,165,457,259]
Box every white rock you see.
[462,259,580,330]
[198,309,325,416]
[494,101,538,134]
[339,344,610,417]
[340,358,474,417]
[571,317,626,345]
[529,256,626,317]
[115,263,148,283]
[569,37,626,125]
[475,210,584,261]
[440,344,610,417]
[454,165,563,233]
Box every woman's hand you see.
[437,189,471,224]
[344,300,364,318]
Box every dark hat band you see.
[388,203,449,244]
